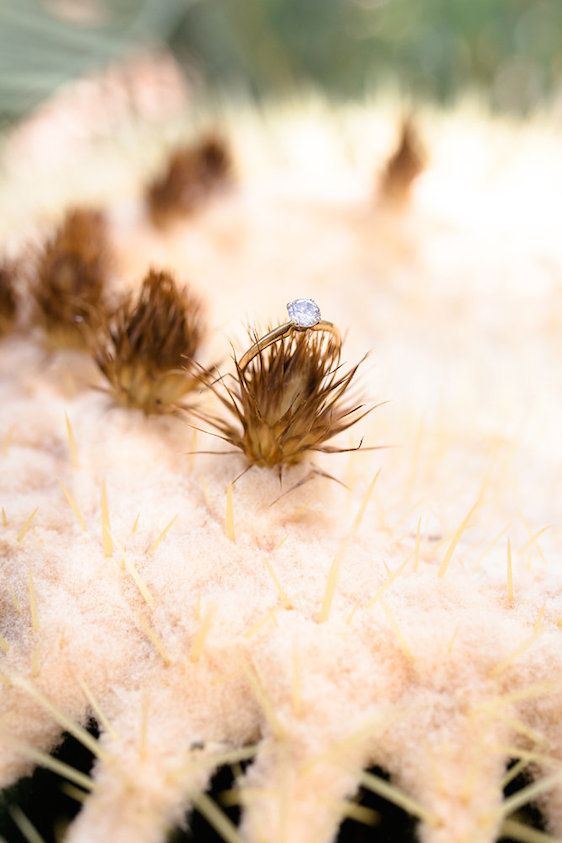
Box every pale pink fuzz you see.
[1,99,562,843]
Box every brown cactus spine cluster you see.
[31,207,111,350]
[200,330,368,469]
[378,117,426,208]
[95,269,210,415]
[146,134,233,226]
[0,262,18,337]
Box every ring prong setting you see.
[287,298,321,329]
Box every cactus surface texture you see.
[0,95,561,843]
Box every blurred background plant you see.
[1,0,562,130]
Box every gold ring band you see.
[238,320,341,372]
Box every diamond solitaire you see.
[287,298,321,328]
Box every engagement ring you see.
[238,298,341,371]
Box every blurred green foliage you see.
[178,0,562,111]
[1,0,561,123]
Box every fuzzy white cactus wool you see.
[1,99,562,843]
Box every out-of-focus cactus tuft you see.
[146,133,233,226]
[0,261,18,337]
[378,117,426,208]
[31,207,111,350]
[95,268,208,414]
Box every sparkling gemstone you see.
[287,298,321,328]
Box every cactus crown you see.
[0,261,17,337]
[32,207,110,349]
[146,134,233,225]
[379,117,426,207]
[95,268,207,414]
[201,330,368,467]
